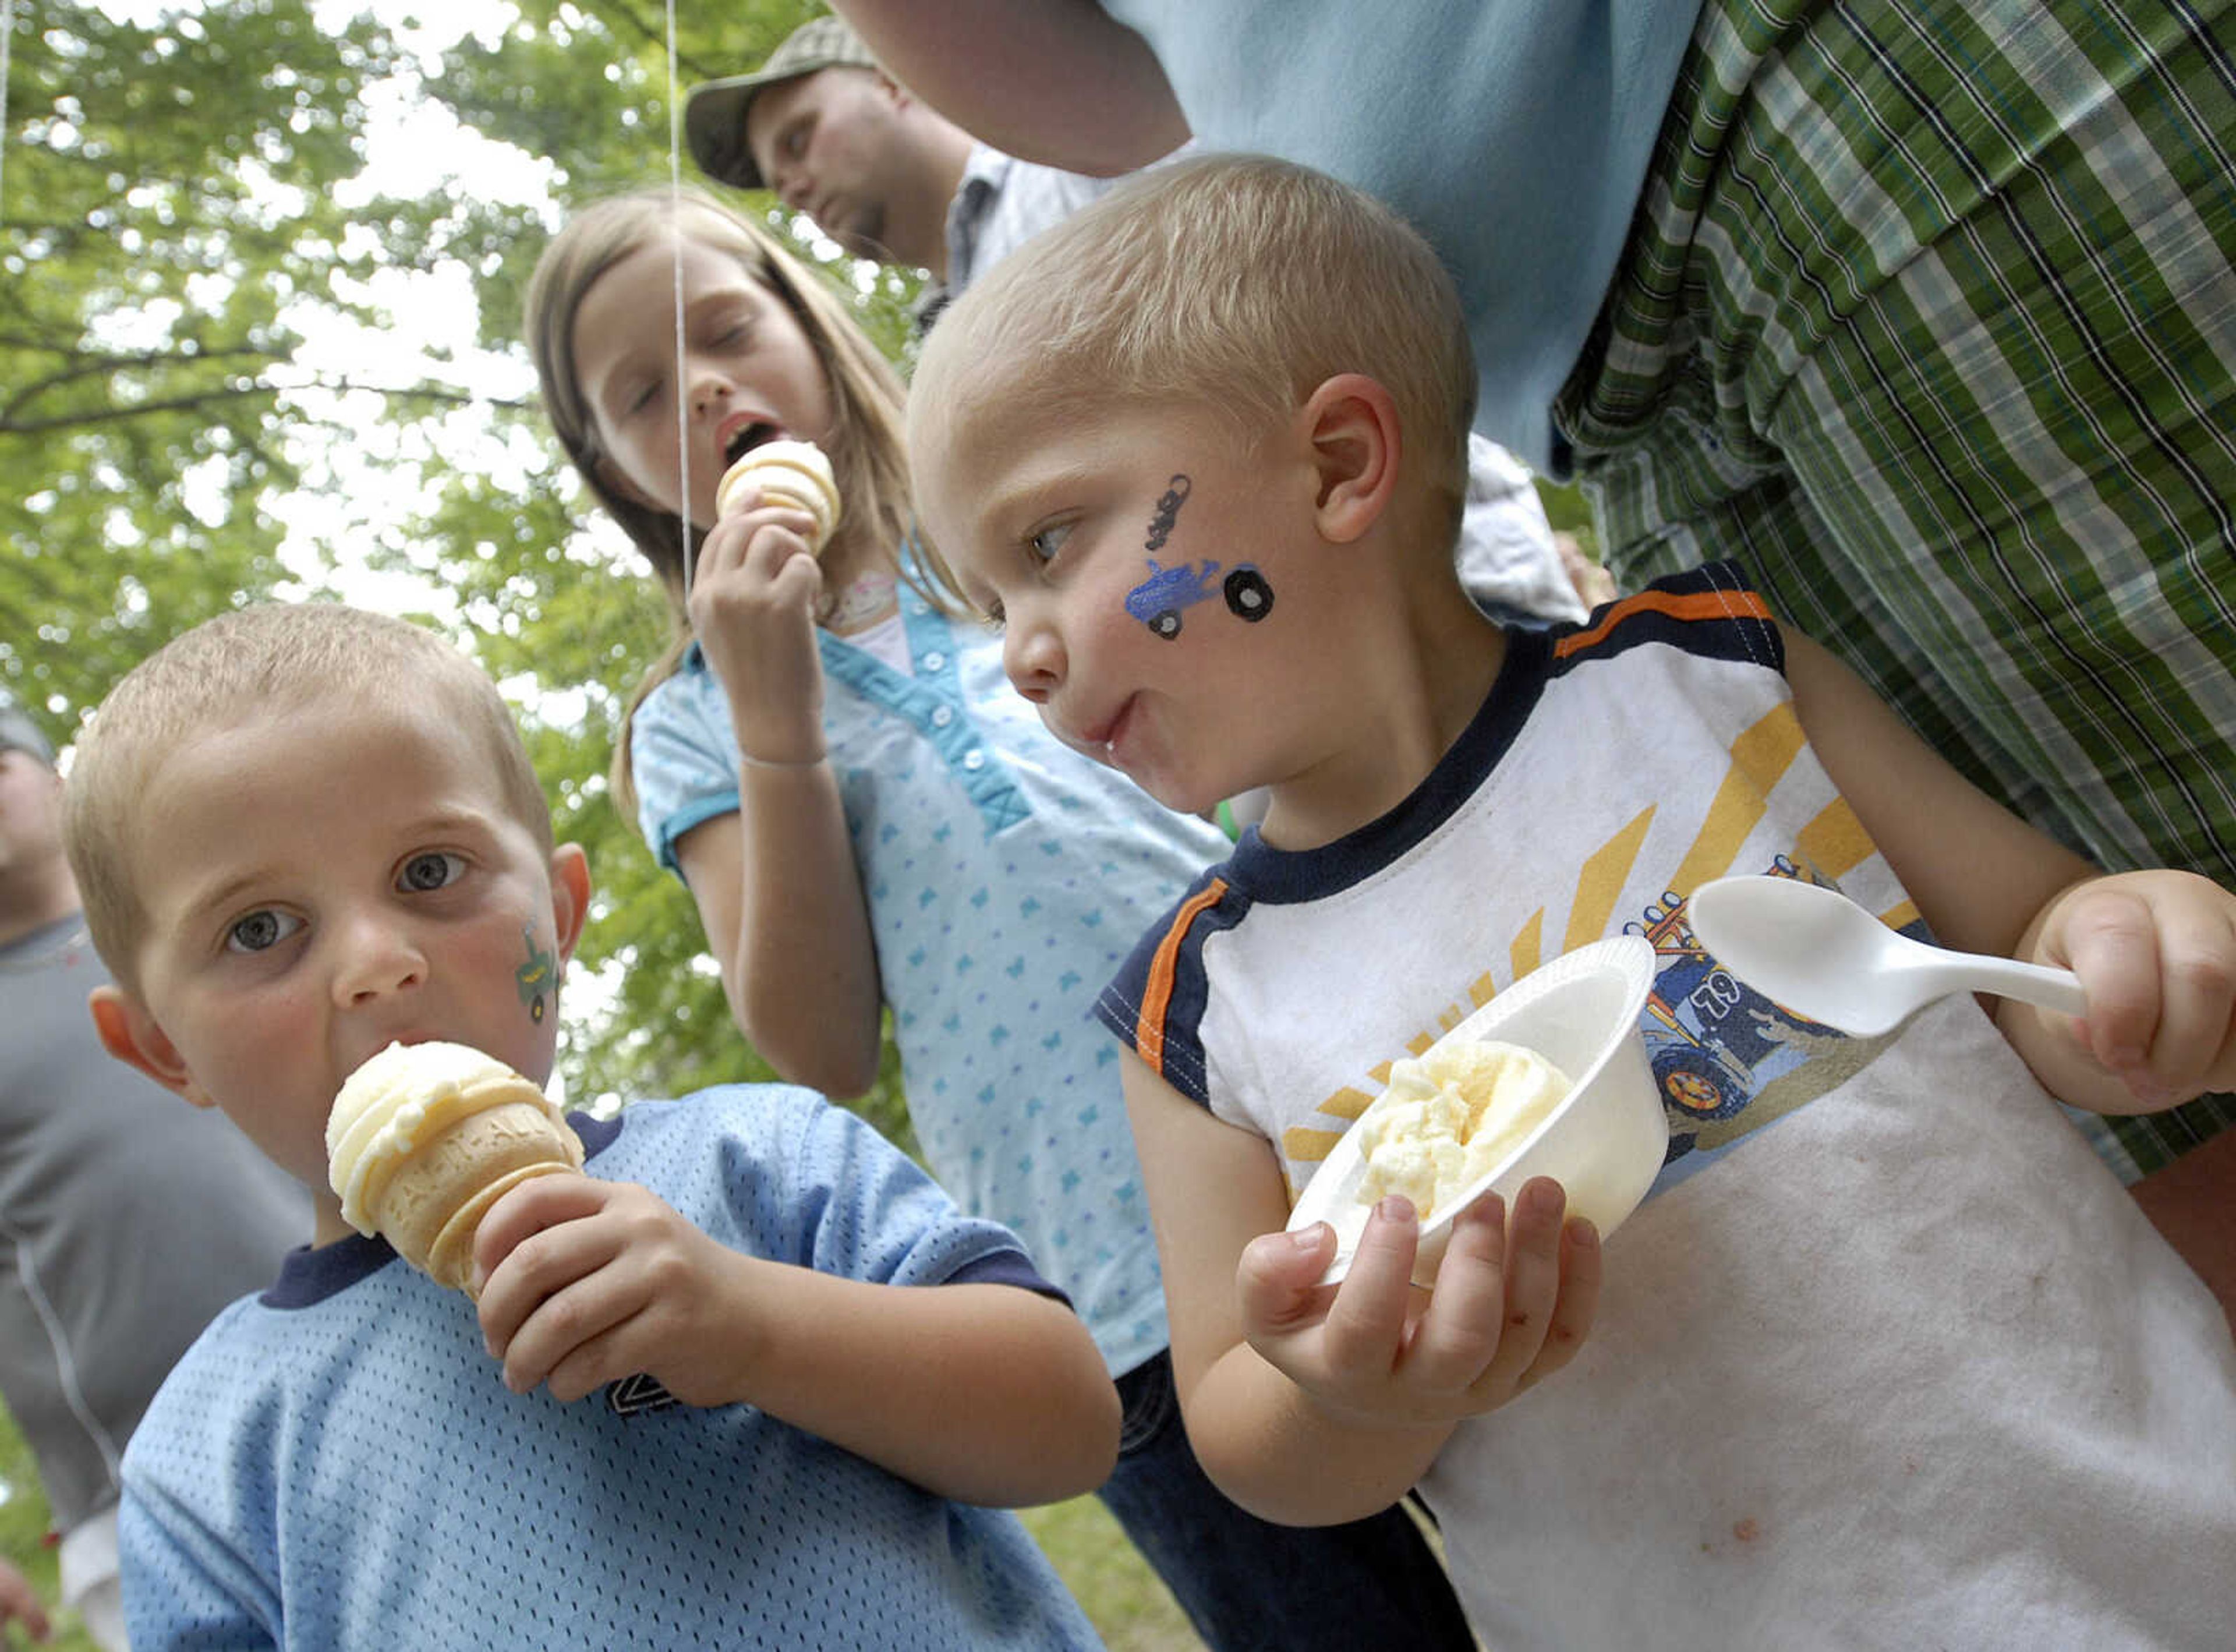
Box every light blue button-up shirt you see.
[632,593,1231,1377]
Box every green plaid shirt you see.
[1559,0,2236,1175]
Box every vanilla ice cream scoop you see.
[327,1041,583,1293]
[1355,1039,1573,1223]
[714,438,842,553]
[1287,938,1665,1287]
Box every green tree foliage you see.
[1,0,395,735]
[3,1,919,1140]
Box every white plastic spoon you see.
[1685,875,2086,1038]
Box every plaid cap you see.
[0,695,53,764]
[687,14,880,191]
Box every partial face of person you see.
[916,397,1342,818]
[572,232,836,530]
[0,747,64,887]
[104,696,587,1212]
[745,68,910,260]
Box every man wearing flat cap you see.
[686,12,1116,329]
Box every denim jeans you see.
[1096,1349,1476,1651]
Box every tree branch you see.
[0,377,525,437]
[297,378,528,413]
[2,344,285,422]
[0,386,281,435]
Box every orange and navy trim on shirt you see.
[1096,869,1251,1104]
[1549,563,1781,675]
[1133,878,1229,1077]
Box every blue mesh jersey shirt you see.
[118,1088,1101,1650]
[632,592,1232,1380]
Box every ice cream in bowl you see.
[1287,935,1666,1286]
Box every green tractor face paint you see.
[516,924,557,1024]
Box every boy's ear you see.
[1299,374,1402,544]
[88,985,216,1110]
[549,843,593,965]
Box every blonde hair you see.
[912,154,1476,534]
[522,185,954,824]
[64,603,550,992]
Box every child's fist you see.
[2036,870,2236,1106]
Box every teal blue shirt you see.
[1104,0,1706,470]
[632,592,1231,1378]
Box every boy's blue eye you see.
[398,851,466,894]
[1028,522,1071,563]
[226,910,301,954]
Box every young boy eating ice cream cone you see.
[65,601,1114,1650]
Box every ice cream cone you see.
[714,438,842,553]
[328,1042,583,1294]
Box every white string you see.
[664,0,692,599]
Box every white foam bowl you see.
[1287,934,1666,1286]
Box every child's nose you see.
[691,371,732,418]
[331,918,429,1006]
[1004,621,1063,704]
